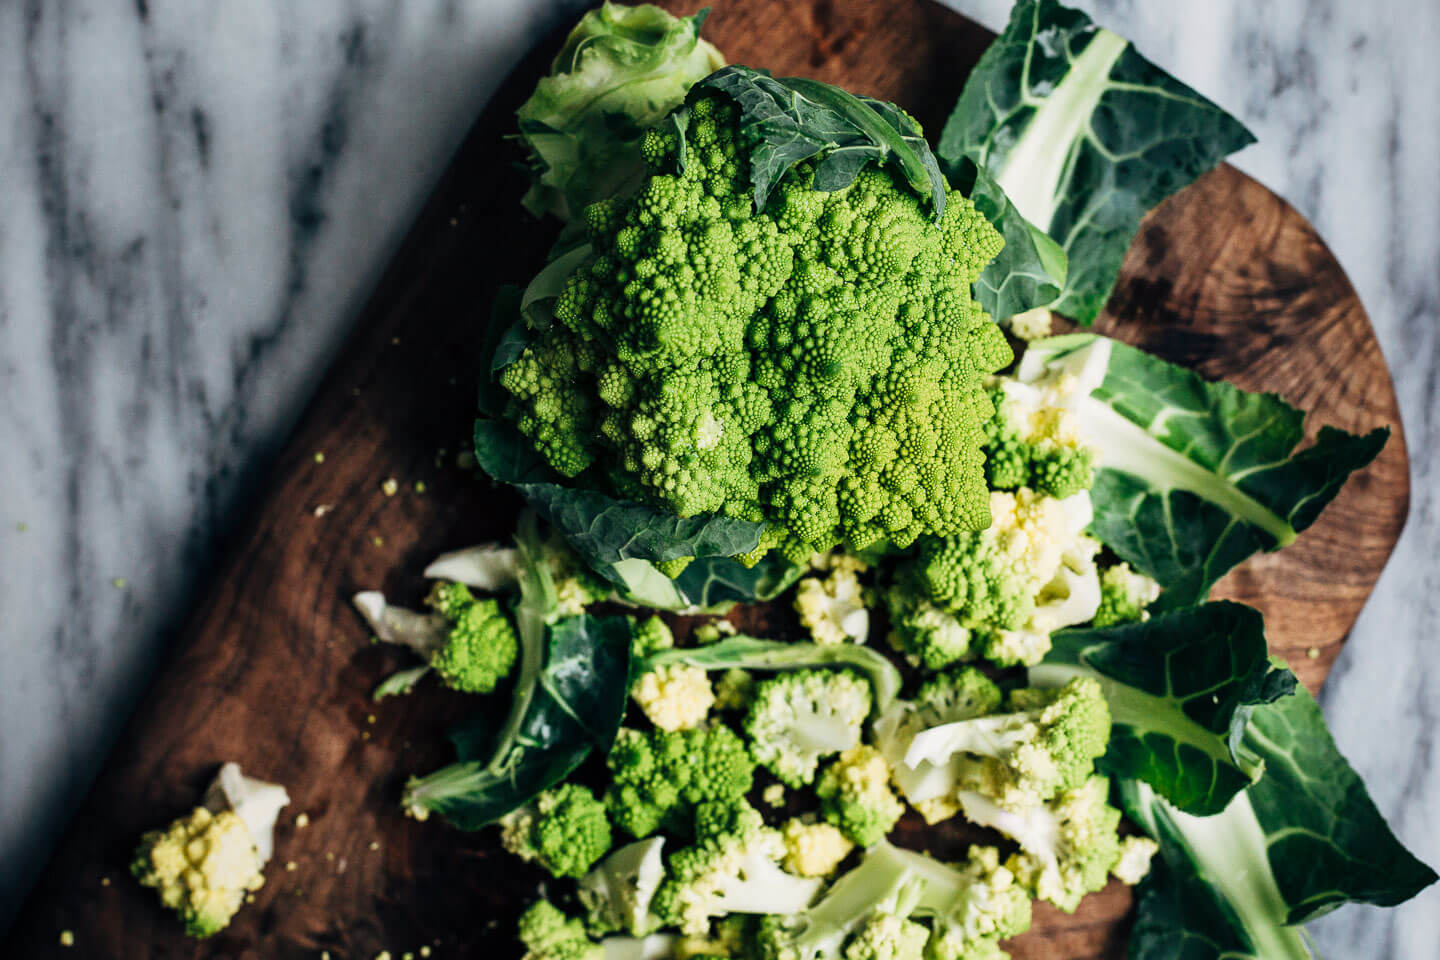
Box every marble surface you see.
[0,0,1434,952]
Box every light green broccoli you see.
[816,745,905,848]
[1091,563,1161,627]
[519,900,604,960]
[632,663,716,732]
[652,799,824,936]
[903,678,1111,811]
[841,913,930,960]
[781,818,855,878]
[499,86,1012,563]
[500,783,613,880]
[633,614,676,658]
[958,776,1126,914]
[745,669,873,788]
[893,845,1032,960]
[886,488,1101,669]
[981,382,1095,500]
[604,724,755,839]
[352,582,518,694]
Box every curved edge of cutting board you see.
[2,1,1409,958]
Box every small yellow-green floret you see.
[131,807,265,938]
[781,818,854,877]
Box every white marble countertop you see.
[1,0,1435,952]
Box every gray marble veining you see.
[0,0,1434,953]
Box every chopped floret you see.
[605,725,755,839]
[1110,835,1159,886]
[714,669,756,712]
[745,669,873,788]
[633,615,677,658]
[353,583,519,694]
[781,819,855,878]
[873,669,1003,816]
[1091,563,1160,627]
[131,808,265,938]
[904,678,1110,811]
[960,776,1125,913]
[580,837,667,937]
[519,900,604,960]
[633,663,716,732]
[894,845,1031,960]
[795,553,870,645]
[500,783,613,880]
[816,745,905,848]
[652,799,823,935]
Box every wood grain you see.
[4,1,1407,958]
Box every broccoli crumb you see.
[420,948,432,958]
[295,813,309,829]
[100,877,110,886]
[763,783,786,808]
[414,481,427,494]
[456,451,477,471]
[381,478,399,496]
[285,861,297,872]
[313,504,334,518]
[371,536,385,548]
[1306,646,1321,659]
[112,578,127,589]
[369,841,381,851]
[16,522,27,532]
[59,930,74,947]
[313,451,325,463]
[366,714,376,725]
[376,952,393,960]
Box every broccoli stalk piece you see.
[1090,563,1160,627]
[131,763,290,938]
[652,799,824,936]
[816,745,905,848]
[745,669,873,788]
[958,776,1126,913]
[604,724,756,839]
[890,845,1032,960]
[500,783,613,880]
[352,582,518,694]
[903,678,1110,811]
[580,837,667,937]
[753,841,927,960]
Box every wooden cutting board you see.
[5,1,1408,957]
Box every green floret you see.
[745,669,872,788]
[887,488,1101,669]
[893,845,1032,960]
[499,88,1011,561]
[958,776,1125,914]
[131,807,265,938]
[981,385,1094,500]
[633,614,676,658]
[424,582,520,693]
[914,667,1003,721]
[842,913,929,960]
[1090,563,1160,627]
[605,724,756,838]
[903,678,1110,811]
[816,745,905,848]
[500,783,613,880]
[753,841,926,960]
[520,900,604,960]
[652,799,823,936]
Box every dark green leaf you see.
[939,0,1254,322]
[669,553,807,611]
[1035,602,1294,815]
[948,156,1067,317]
[1020,335,1388,606]
[689,65,948,218]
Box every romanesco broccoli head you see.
[499,783,613,880]
[914,667,1003,722]
[653,799,823,935]
[604,724,755,838]
[130,807,265,938]
[423,582,519,693]
[500,90,1011,561]
[519,900,604,960]
[744,669,873,788]
[816,745,905,848]
[633,614,676,658]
